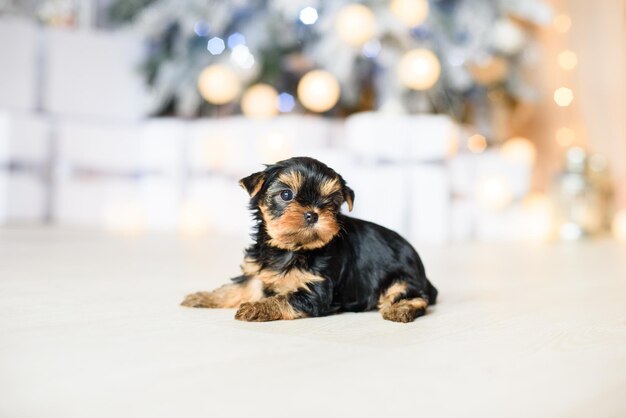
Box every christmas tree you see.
[109,0,551,142]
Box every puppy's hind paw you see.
[180,292,218,308]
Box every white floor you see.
[1,227,626,418]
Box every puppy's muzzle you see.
[304,211,318,225]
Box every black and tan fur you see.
[181,157,438,323]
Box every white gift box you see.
[299,149,355,175]
[448,154,477,198]
[345,112,458,162]
[449,199,476,242]
[449,151,532,242]
[43,27,149,120]
[0,111,50,163]
[54,176,181,231]
[0,112,50,223]
[450,151,532,199]
[56,118,185,175]
[0,17,38,111]
[184,176,252,239]
[53,118,186,230]
[407,165,450,245]
[339,164,411,237]
[474,204,527,242]
[339,163,450,245]
[187,116,333,178]
[187,118,261,179]
[0,173,47,223]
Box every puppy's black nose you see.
[304,211,319,225]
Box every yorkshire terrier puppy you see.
[181,157,437,323]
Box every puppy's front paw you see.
[382,307,418,323]
[180,292,218,308]
[381,302,426,323]
[235,300,279,322]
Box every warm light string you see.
[552,11,576,147]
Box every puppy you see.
[181,157,437,323]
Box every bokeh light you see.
[398,48,441,90]
[522,193,554,242]
[467,134,487,154]
[297,70,341,112]
[362,39,382,58]
[556,127,575,147]
[501,137,536,165]
[390,0,429,27]
[476,177,513,211]
[553,14,572,33]
[207,37,225,55]
[335,4,376,47]
[241,83,279,119]
[193,21,210,37]
[612,210,626,242]
[197,64,241,104]
[277,92,296,113]
[227,32,246,48]
[299,7,319,25]
[230,44,255,69]
[558,50,577,71]
[554,87,574,107]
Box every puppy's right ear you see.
[343,185,355,212]
[239,171,266,197]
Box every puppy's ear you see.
[342,185,355,212]
[239,171,266,197]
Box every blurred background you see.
[1,0,625,245]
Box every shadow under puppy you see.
[181,157,437,323]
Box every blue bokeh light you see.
[277,93,296,112]
[193,21,210,37]
[227,33,246,49]
[207,37,225,55]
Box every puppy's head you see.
[239,157,354,251]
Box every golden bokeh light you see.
[558,50,578,71]
[335,4,376,47]
[522,193,554,242]
[197,64,241,105]
[467,134,487,154]
[390,0,429,27]
[297,70,341,113]
[476,176,513,211]
[501,137,537,165]
[612,210,626,243]
[241,83,279,119]
[398,48,441,90]
[556,127,575,147]
[553,14,572,33]
[554,87,574,107]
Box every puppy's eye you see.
[280,189,294,201]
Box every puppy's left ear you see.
[343,185,355,212]
[239,171,266,197]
